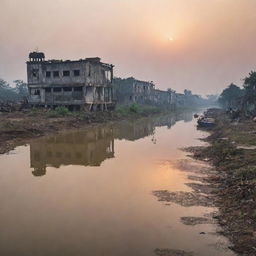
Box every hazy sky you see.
[1,0,256,94]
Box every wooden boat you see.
[197,117,215,127]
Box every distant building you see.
[113,77,176,108]
[151,89,176,107]
[113,77,155,104]
[27,52,114,110]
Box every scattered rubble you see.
[187,108,256,256]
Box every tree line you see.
[0,79,28,102]
[219,71,256,116]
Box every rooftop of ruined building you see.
[27,54,114,67]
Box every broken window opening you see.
[46,71,51,78]
[63,87,72,92]
[53,88,62,92]
[74,70,80,76]
[88,66,91,77]
[33,89,40,95]
[53,71,59,77]
[63,70,70,77]
[32,69,39,78]
[74,87,82,92]
[45,88,51,93]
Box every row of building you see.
[27,52,201,110]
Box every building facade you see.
[113,77,176,108]
[27,52,114,110]
[113,77,155,105]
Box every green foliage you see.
[0,79,19,101]
[218,83,243,108]
[46,107,70,118]
[129,103,140,113]
[244,71,256,91]
[209,140,239,166]
[30,107,41,114]
[13,80,28,97]
[236,166,256,181]
[0,78,28,102]
[54,106,70,116]
[242,71,256,108]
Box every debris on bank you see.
[189,108,256,256]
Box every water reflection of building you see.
[30,111,194,176]
[30,126,114,176]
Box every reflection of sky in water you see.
[0,111,235,256]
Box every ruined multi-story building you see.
[151,89,176,107]
[27,52,114,110]
[113,77,155,104]
[113,77,176,108]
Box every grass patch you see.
[47,106,70,118]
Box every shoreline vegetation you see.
[0,104,196,155]
[187,108,256,256]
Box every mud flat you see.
[184,109,256,256]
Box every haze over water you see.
[0,111,235,256]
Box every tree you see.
[241,71,256,114]
[218,83,243,109]
[0,79,19,101]
[243,71,256,104]
[13,80,28,98]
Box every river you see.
[0,110,236,256]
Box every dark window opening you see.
[88,66,91,77]
[63,87,72,92]
[130,96,133,101]
[63,70,70,77]
[34,89,40,95]
[53,71,59,77]
[45,88,51,93]
[46,71,51,78]
[53,88,62,92]
[74,70,80,76]
[74,87,82,92]
[32,69,39,78]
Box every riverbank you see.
[187,108,256,256]
[0,104,178,155]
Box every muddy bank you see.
[0,108,165,155]
[186,109,256,256]
[0,110,118,154]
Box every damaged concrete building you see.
[113,77,155,105]
[27,52,114,110]
[113,77,176,108]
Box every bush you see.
[46,106,70,117]
[55,106,70,116]
[129,103,141,113]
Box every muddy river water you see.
[0,111,236,256]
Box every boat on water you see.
[197,117,215,127]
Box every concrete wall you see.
[27,55,114,109]
[113,77,176,108]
